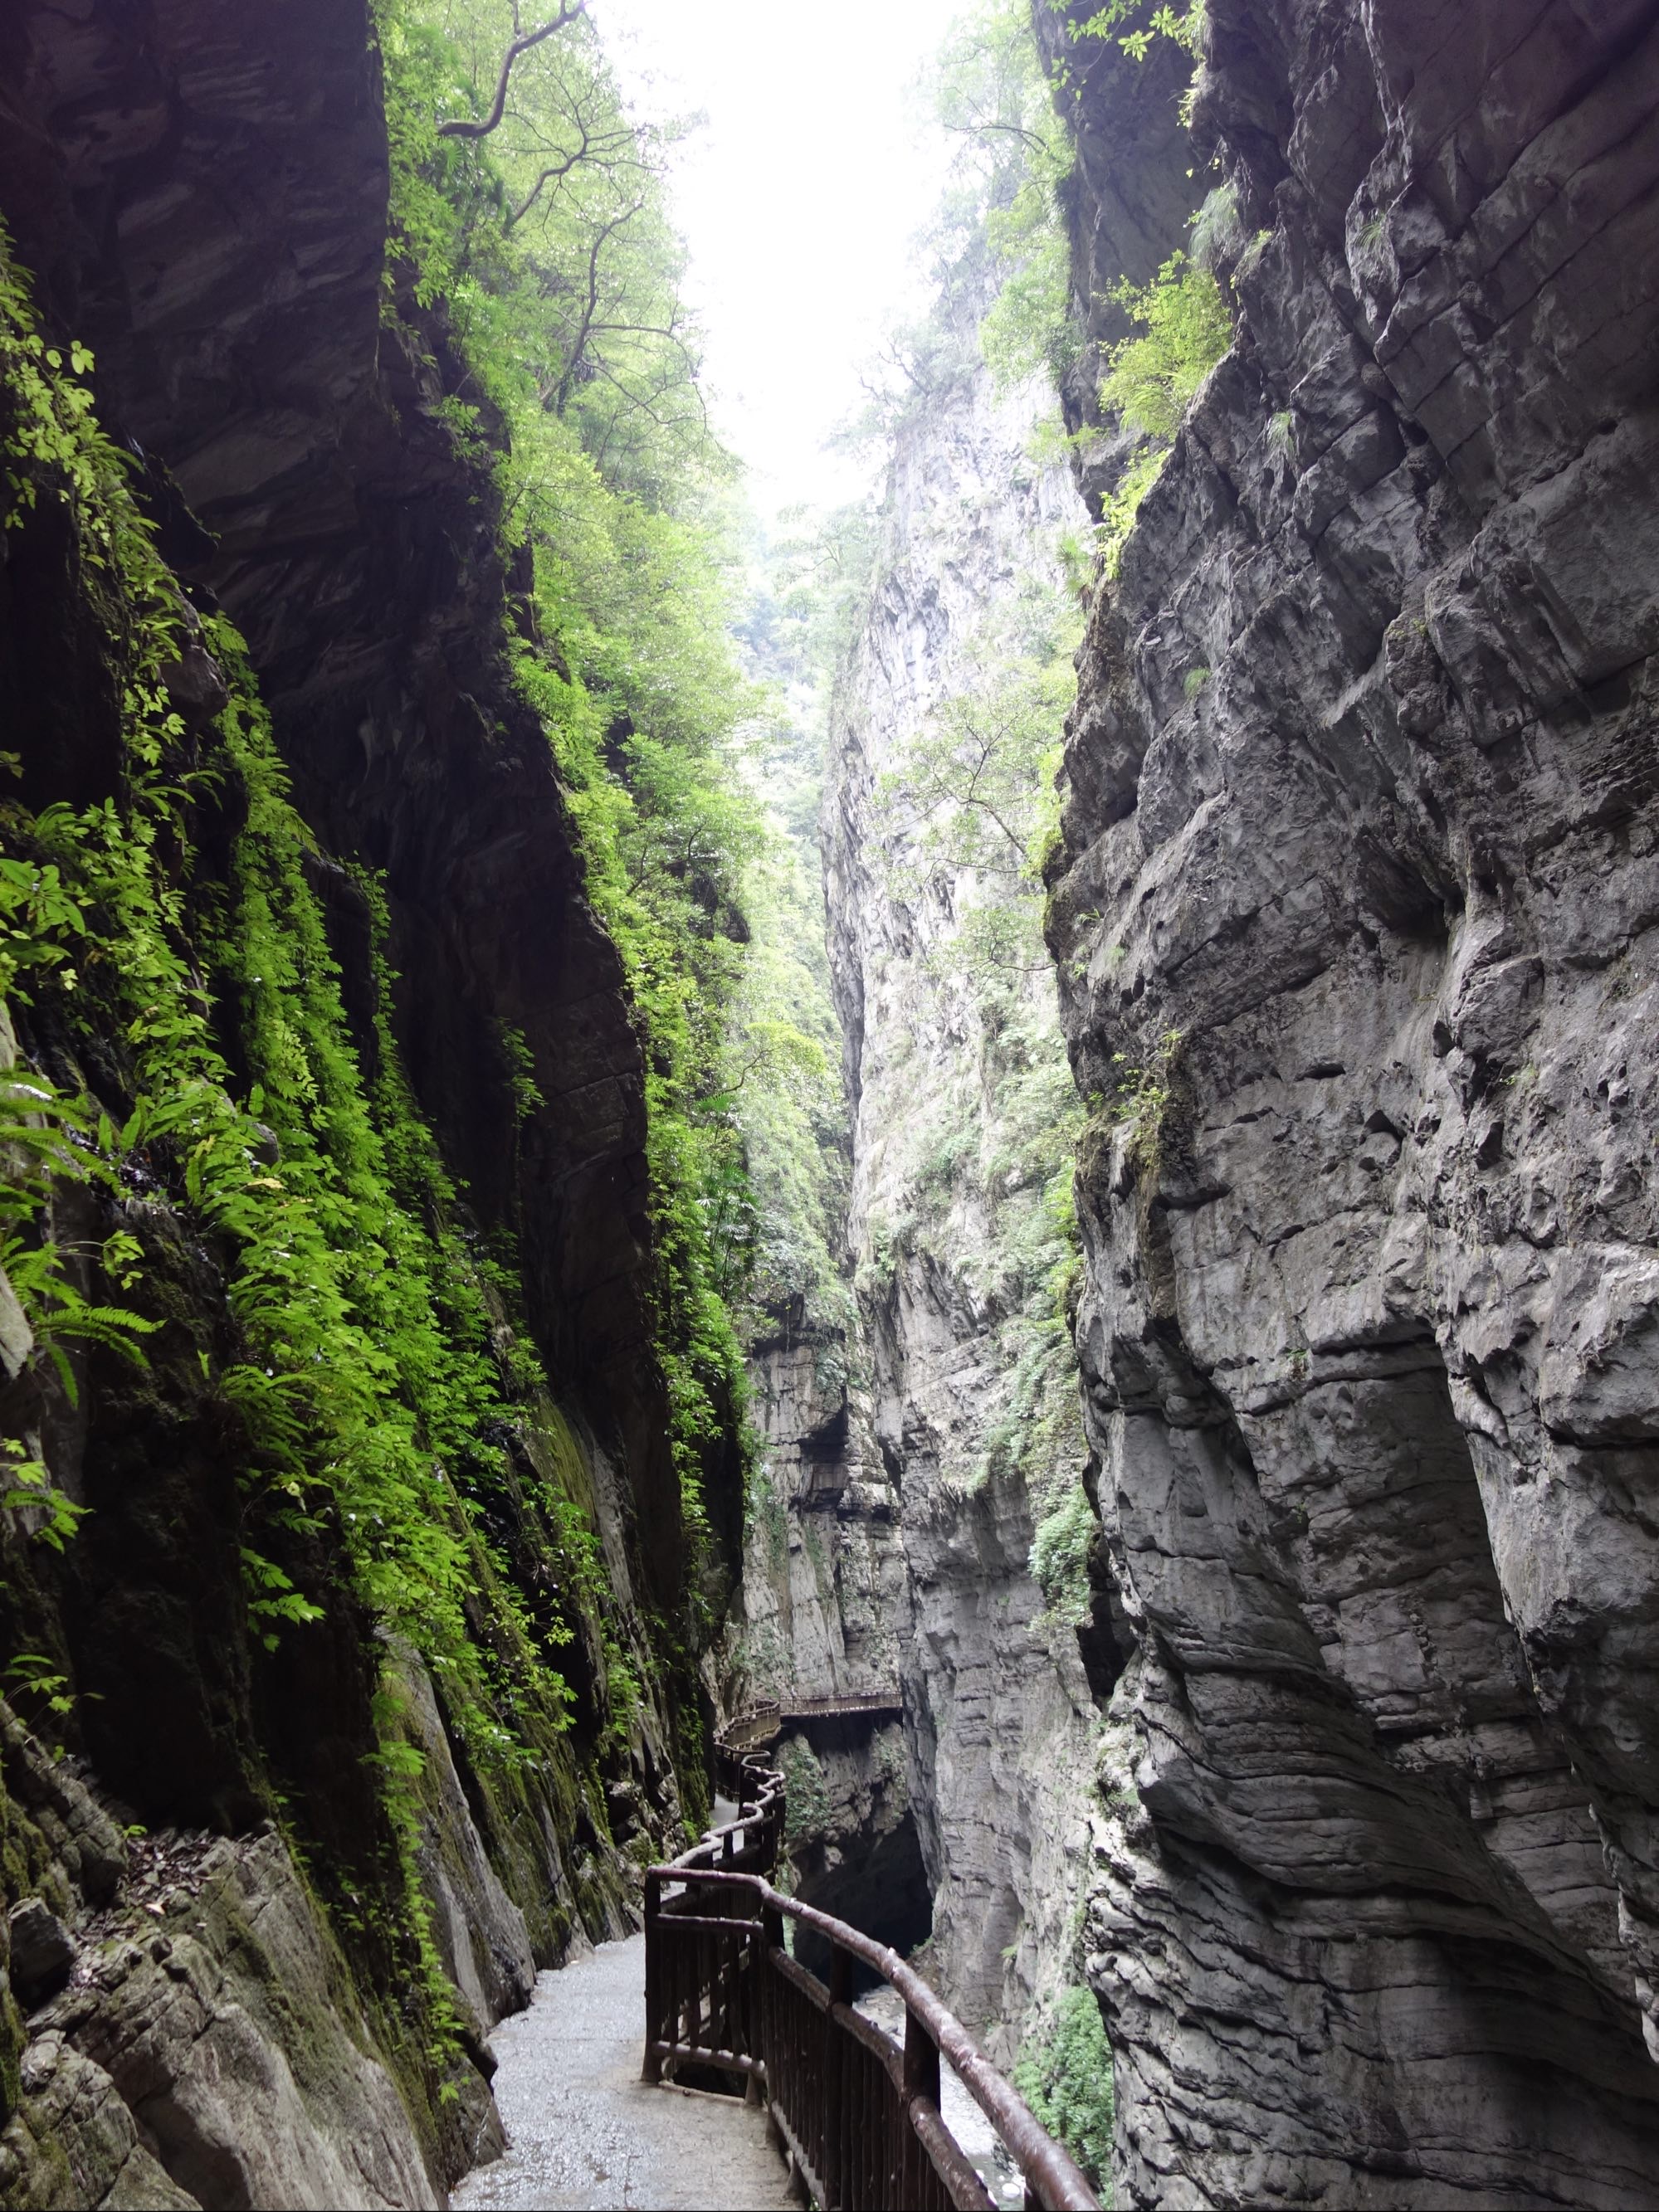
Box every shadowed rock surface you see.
[0,2,725,2202]
[1040,0,1659,2201]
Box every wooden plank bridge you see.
[639,1728,1100,2211]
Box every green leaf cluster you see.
[1013,1983,1116,2193]
[1090,252,1231,577]
[1100,251,1232,441]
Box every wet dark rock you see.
[7,1899,71,2008]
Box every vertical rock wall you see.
[742,355,1105,2058]
[0,2,720,2202]
[1041,0,1659,2200]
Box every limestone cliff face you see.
[744,357,1103,2057]
[740,1333,906,1703]
[0,3,718,2202]
[1041,0,1659,2201]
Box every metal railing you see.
[643,1737,1100,2211]
[720,1697,783,1752]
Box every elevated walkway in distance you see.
[721,1690,902,1751]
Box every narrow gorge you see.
[2,2,1658,2210]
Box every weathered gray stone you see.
[1,2032,198,2210]
[0,1729,455,2211]
[1042,0,1659,2200]
[7,1899,71,2008]
[397,1649,539,2041]
[0,1269,31,1388]
[743,350,1103,2063]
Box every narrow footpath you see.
[454,1932,793,2212]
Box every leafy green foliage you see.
[1014,1984,1116,2193]
[1090,254,1231,577]
[0,228,642,1780]
[937,2,1077,394]
[0,1058,157,1558]
[0,1653,73,1725]
[1076,0,1203,66]
[1100,253,1231,440]
[1018,5,1230,579]
[372,0,779,1545]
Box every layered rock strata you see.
[1041,1,1659,2200]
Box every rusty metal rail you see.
[643,1739,1099,2212]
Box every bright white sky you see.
[593,0,966,519]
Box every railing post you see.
[904,2005,940,2208]
[822,1942,851,2210]
[642,1873,661,2083]
[761,1900,786,2158]
[904,2000,941,2103]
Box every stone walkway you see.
[452,1933,793,2212]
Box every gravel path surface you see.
[453,1934,793,2212]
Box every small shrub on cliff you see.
[1014,1984,1115,2193]
[1100,252,1231,441]
[1091,251,1232,577]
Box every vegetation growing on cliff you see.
[1095,252,1231,570]
[1015,1985,1116,2193]
[723,694,851,1346]
[376,0,770,1537]
[938,0,1076,396]
[0,228,651,2126]
[793,2,1098,1610]
[977,0,1230,573]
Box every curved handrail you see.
[651,1864,1097,2212]
[656,1718,1099,2208]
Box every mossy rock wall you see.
[0,0,734,2200]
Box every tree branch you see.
[439,3,588,140]
[505,139,588,227]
